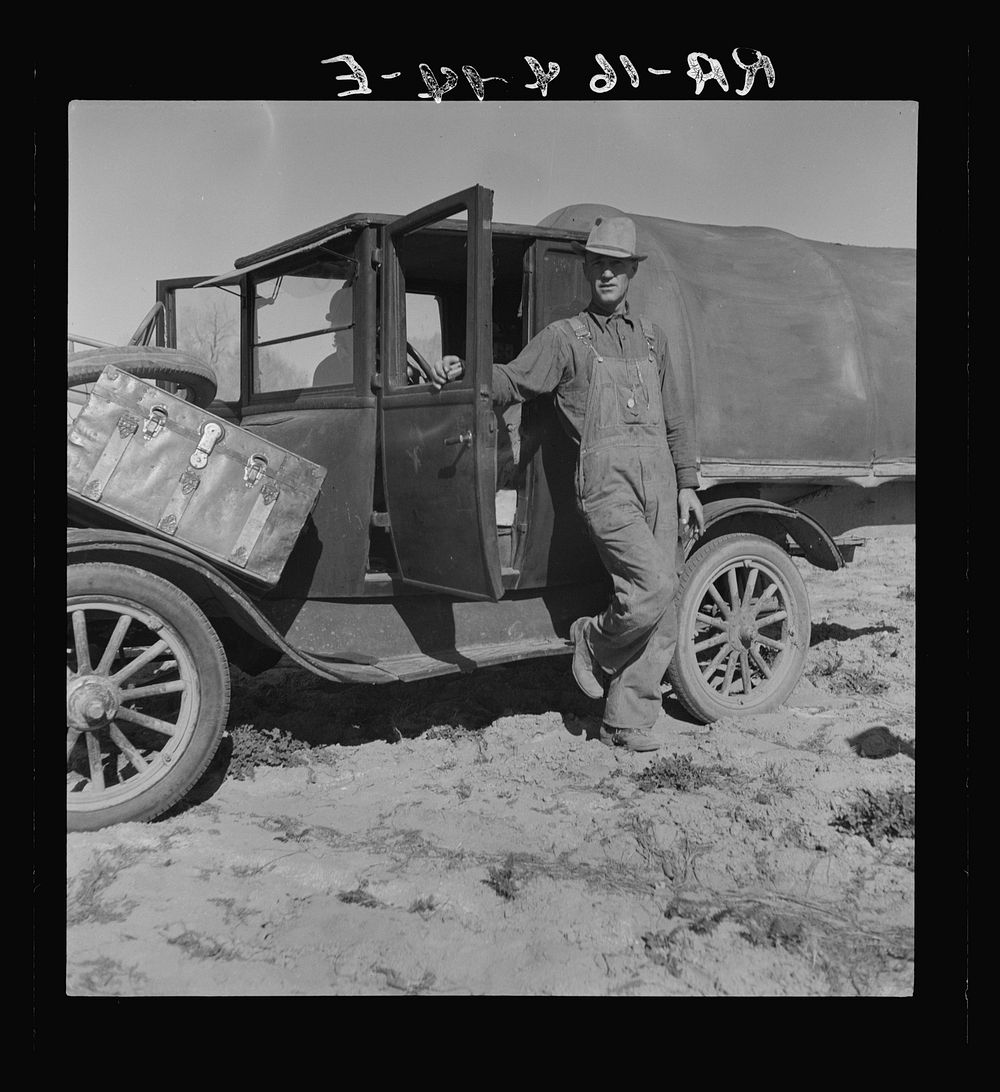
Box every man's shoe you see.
[570,618,605,699]
[599,724,662,752]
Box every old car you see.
[67,184,916,831]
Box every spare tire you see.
[68,346,218,408]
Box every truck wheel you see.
[67,562,230,831]
[666,533,811,724]
[68,346,218,408]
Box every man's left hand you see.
[678,488,705,539]
[416,355,464,389]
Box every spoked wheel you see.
[67,562,230,831]
[667,533,811,724]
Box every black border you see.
[38,37,968,1033]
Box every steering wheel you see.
[406,341,432,383]
[128,303,165,347]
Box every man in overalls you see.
[426,216,704,752]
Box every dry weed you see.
[484,854,521,900]
[70,956,149,995]
[632,752,734,793]
[67,847,144,926]
[166,928,241,961]
[337,880,385,909]
[831,788,915,844]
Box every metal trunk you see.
[67,367,326,585]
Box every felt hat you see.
[573,216,647,262]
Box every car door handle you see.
[444,430,472,446]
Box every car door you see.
[379,185,503,601]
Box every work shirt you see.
[492,302,699,491]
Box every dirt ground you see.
[66,536,916,996]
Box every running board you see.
[295,637,572,685]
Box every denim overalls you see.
[561,314,681,730]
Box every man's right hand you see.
[420,355,464,388]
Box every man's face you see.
[584,254,638,312]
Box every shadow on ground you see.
[157,658,710,821]
[227,655,706,748]
[847,726,915,761]
[810,622,899,646]
[156,735,234,822]
[227,656,600,747]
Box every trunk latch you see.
[243,453,269,487]
[189,421,224,469]
[142,404,169,441]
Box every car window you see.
[253,256,356,393]
[173,286,242,401]
[404,292,443,381]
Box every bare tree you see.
[254,345,304,393]
[177,292,240,399]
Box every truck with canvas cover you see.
[66,185,915,830]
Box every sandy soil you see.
[66,537,915,996]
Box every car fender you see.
[694,498,845,572]
[66,528,397,683]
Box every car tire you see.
[667,533,811,724]
[68,346,218,408]
[67,562,230,831]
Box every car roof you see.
[195,212,589,288]
[232,214,588,270]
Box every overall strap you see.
[638,315,657,364]
[561,316,591,343]
[556,316,596,364]
[555,317,601,405]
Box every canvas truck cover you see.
[539,204,915,474]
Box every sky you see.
[67,100,917,345]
